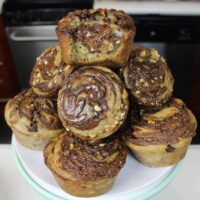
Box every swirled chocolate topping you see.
[8,89,62,131]
[57,9,136,53]
[46,133,127,180]
[58,66,129,140]
[123,46,174,109]
[58,9,135,31]
[124,98,197,145]
[30,45,75,97]
[75,23,118,52]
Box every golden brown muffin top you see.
[7,89,62,131]
[124,98,197,145]
[122,46,174,109]
[58,9,135,30]
[44,132,127,180]
[57,9,136,53]
[30,45,75,98]
[57,66,129,141]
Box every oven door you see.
[134,42,199,103]
[133,15,200,141]
[6,25,57,89]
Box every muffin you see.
[44,132,127,197]
[30,45,75,98]
[4,89,64,150]
[57,66,129,141]
[122,46,174,109]
[123,98,197,167]
[56,9,136,68]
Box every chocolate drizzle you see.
[124,98,197,145]
[75,23,123,52]
[123,46,174,109]
[45,133,127,180]
[30,45,74,97]
[8,89,63,131]
[58,66,129,140]
[59,9,135,31]
[57,9,135,53]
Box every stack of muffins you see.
[121,46,197,167]
[5,8,197,197]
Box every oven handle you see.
[9,30,58,41]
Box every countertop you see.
[0,145,200,200]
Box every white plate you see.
[13,136,177,200]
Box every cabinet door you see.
[0,15,20,115]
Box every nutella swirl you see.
[44,132,127,180]
[57,9,135,53]
[122,46,174,109]
[58,9,135,32]
[75,23,118,52]
[6,89,63,133]
[58,66,129,141]
[124,98,197,145]
[30,45,75,97]
[63,9,135,29]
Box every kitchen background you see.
[0,0,200,143]
[0,0,3,12]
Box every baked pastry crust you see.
[122,46,174,109]
[56,9,136,67]
[57,66,129,141]
[30,45,75,98]
[44,132,127,197]
[126,137,192,167]
[5,89,64,150]
[123,98,197,167]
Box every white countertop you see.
[0,145,200,200]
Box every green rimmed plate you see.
[12,135,181,200]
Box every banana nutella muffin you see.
[56,9,136,67]
[44,132,127,197]
[122,46,174,109]
[123,98,197,167]
[57,66,129,141]
[30,45,75,98]
[5,89,64,150]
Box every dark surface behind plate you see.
[0,115,199,144]
[0,115,12,144]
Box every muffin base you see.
[126,137,192,167]
[53,173,116,197]
[12,127,60,151]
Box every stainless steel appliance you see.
[2,0,93,89]
[5,25,58,88]
[2,0,200,142]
